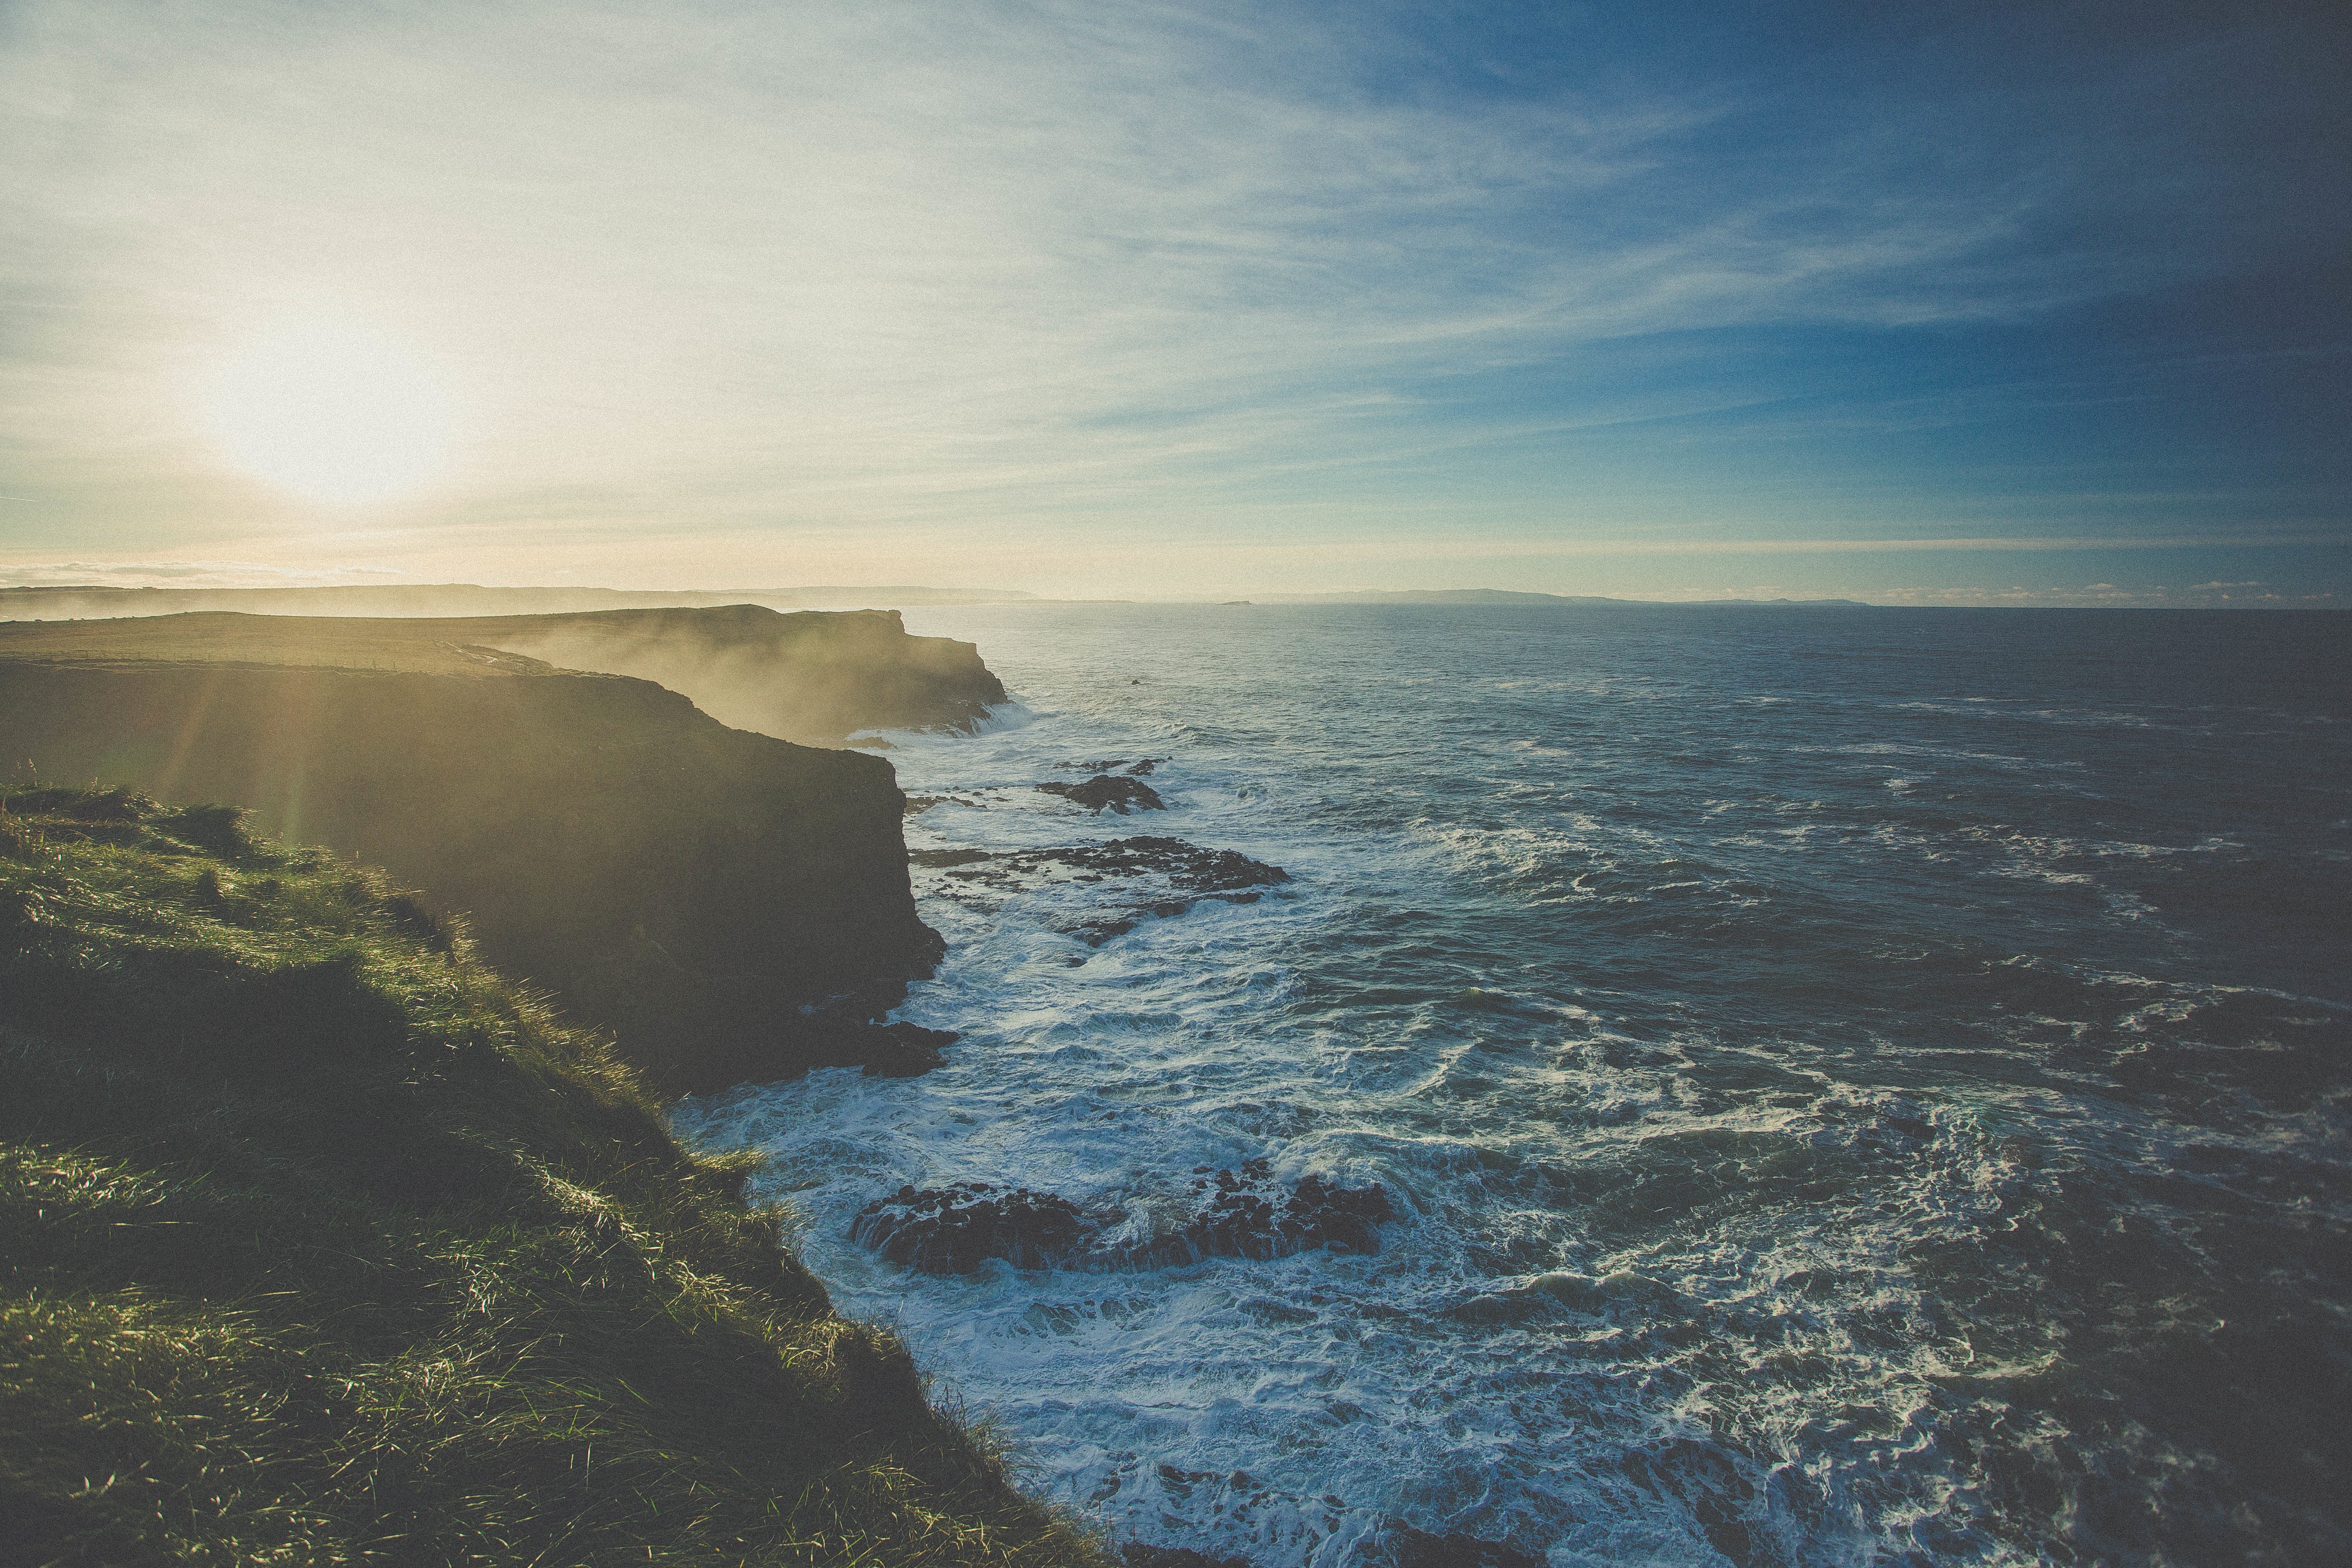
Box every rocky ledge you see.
[850,1158,1392,1274]
[910,835,1289,947]
[1037,775,1165,813]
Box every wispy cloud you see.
[0,0,2340,585]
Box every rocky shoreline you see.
[0,608,1524,1568]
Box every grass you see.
[0,786,1110,1568]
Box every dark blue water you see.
[678,605,2350,1567]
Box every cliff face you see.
[0,604,1007,745]
[0,787,1103,1568]
[0,659,939,1090]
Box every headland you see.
[0,785,1107,1567]
[0,606,1004,1088]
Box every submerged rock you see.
[908,836,1289,947]
[849,1159,1392,1274]
[840,1021,960,1078]
[849,1182,1094,1272]
[1037,775,1165,814]
[1058,758,1168,776]
[1175,1159,1393,1261]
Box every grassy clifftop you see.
[0,787,1105,1568]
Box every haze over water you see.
[677,604,2349,1566]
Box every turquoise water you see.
[676,605,2349,1567]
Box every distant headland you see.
[1256,588,1873,606]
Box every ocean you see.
[671,604,2350,1567]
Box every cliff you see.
[0,651,939,1091]
[0,603,1007,744]
[0,787,1105,1568]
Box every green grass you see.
[0,786,1109,1568]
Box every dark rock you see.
[849,1182,1094,1272]
[1278,1171,1396,1254]
[935,836,1285,893]
[850,1159,1391,1274]
[1037,776,1165,814]
[851,1021,960,1077]
[1055,757,1167,776]
[1389,1529,1547,1568]
[1169,1159,1393,1263]
[1055,913,1140,946]
[1086,837,1287,894]
[908,835,1288,949]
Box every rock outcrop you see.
[0,653,941,1091]
[850,1159,1392,1274]
[910,836,1290,947]
[1036,776,1165,814]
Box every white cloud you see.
[0,0,2263,559]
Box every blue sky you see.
[0,0,2344,602]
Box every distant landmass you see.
[0,582,1041,621]
[1260,588,1872,606]
[0,582,1881,620]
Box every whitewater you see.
[673,603,2350,1567]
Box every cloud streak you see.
[0,0,2343,591]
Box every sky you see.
[1,0,2346,604]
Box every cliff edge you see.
[0,649,937,1091]
[0,787,1105,1568]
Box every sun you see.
[206,320,457,505]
